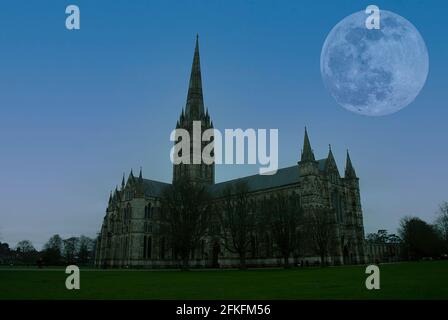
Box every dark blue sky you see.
[0,0,447,248]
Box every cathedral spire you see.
[173,36,214,186]
[301,127,315,162]
[345,149,357,178]
[139,167,143,180]
[121,173,125,190]
[185,35,205,119]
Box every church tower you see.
[298,128,322,208]
[344,150,366,263]
[172,36,215,186]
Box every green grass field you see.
[0,261,447,299]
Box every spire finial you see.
[327,144,335,160]
[345,149,357,178]
[301,127,315,162]
[185,35,205,118]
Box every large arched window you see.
[201,239,205,257]
[124,237,129,258]
[125,203,132,220]
[331,191,342,223]
[331,191,341,222]
[143,236,147,259]
[250,234,256,258]
[160,237,165,259]
[339,196,345,223]
[144,222,152,233]
[265,233,272,258]
[147,236,152,259]
[145,203,152,220]
[143,236,152,259]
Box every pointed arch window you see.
[143,236,152,259]
[160,237,165,259]
[124,203,132,221]
[145,203,152,220]
[331,191,343,223]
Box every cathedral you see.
[94,38,367,268]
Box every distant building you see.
[95,38,369,268]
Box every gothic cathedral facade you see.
[95,38,366,268]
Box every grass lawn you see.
[0,261,447,300]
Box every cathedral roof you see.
[142,178,170,198]
[317,158,327,171]
[208,159,327,197]
[207,165,299,196]
[140,159,328,199]
[208,159,316,197]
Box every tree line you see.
[0,235,96,266]
[365,202,448,261]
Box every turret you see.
[345,150,357,180]
[325,145,340,179]
[135,167,145,198]
[298,127,322,208]
[298,127,319,177]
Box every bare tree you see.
[304,207,336,266]
[42,234,63,265]
[161,177,211,270]
[63,237,80,264]
[16,240,37,265]
[78,236,95,265]
[366,230,401,244]
[264,193,302,268]
[435,202,448,246]
[16,240,36,253]
[219,182,255,269]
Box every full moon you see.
[320,10,429,116]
